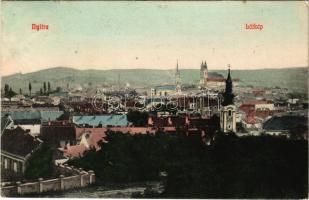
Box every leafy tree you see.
[43,82,46,94]
[28,82,32,96]
[6,87,17,99]
[24,145,54,180]
[4,84,9,96]
[40,88,43,95]
[47,82,51,93]
[19,88,22,95]
[127,110,149,127]
[68,131,307,198]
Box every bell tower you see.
[220,64,236,133]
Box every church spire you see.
[176,59,180,75]
[227,64,231,81]
[222,64,234,106]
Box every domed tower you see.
[220,64,236,133]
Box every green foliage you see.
[3,84,17,99]
[68,131,174,183]
[24,145,54,180]
[68,131,307,198]
[127,110,149,127]
[43,82,47,94]
[163,134,308,198]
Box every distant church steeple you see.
[176,60,180,75]
[175,60,181,93]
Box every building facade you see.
[1,127,42,178]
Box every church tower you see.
[220,64,236,133]
[175,60,181,93]
[199,61,208,89]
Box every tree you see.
[127,110,149,127]
[29,82,32,96]
[7,87,16,100]
[19,88,22,95]
[4,84,9,96]
[40,88,43,95]
[24,145,54,180]
[48,82,51,93]
[43,82,46,94]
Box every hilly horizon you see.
[1,67,308,93]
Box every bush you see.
[24,145,54,180]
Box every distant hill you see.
[1,67,308,93]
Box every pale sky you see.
[1,1,308,76]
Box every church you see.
[199,61,239,90]
[220,65,237,133]
[150,60,182,97]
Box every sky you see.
[1,1,308,76]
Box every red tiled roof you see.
[207,77,225,82]
[244,115,256,124]
[244,99,269,105]
[64,144,87,158]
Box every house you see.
[1,126,42,178]
[33,96,53,104]
[1,114,14,134]
[1,111,64,136]
[263,114,308,139]
[241,115,262,135]
[68,94,84,102]
[64,126,156,158]
[40,121,76,148]
[11,94,26,102]
[49,91,69,99]
[243,99,275,111]
[151,85,177,97]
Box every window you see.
[60,140,66,148]
[13,162,17,172]
[4,158,8,169]
[228,110,232,116]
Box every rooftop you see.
[1,126,42,158]
[154,85,176,91]
[73,115,129,127]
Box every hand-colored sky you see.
[1,1,308,76]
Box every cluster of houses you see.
[1,62,307,182]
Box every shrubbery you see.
[68,131,308,198]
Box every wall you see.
[17,124,41,137]
[1,164,95,197]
